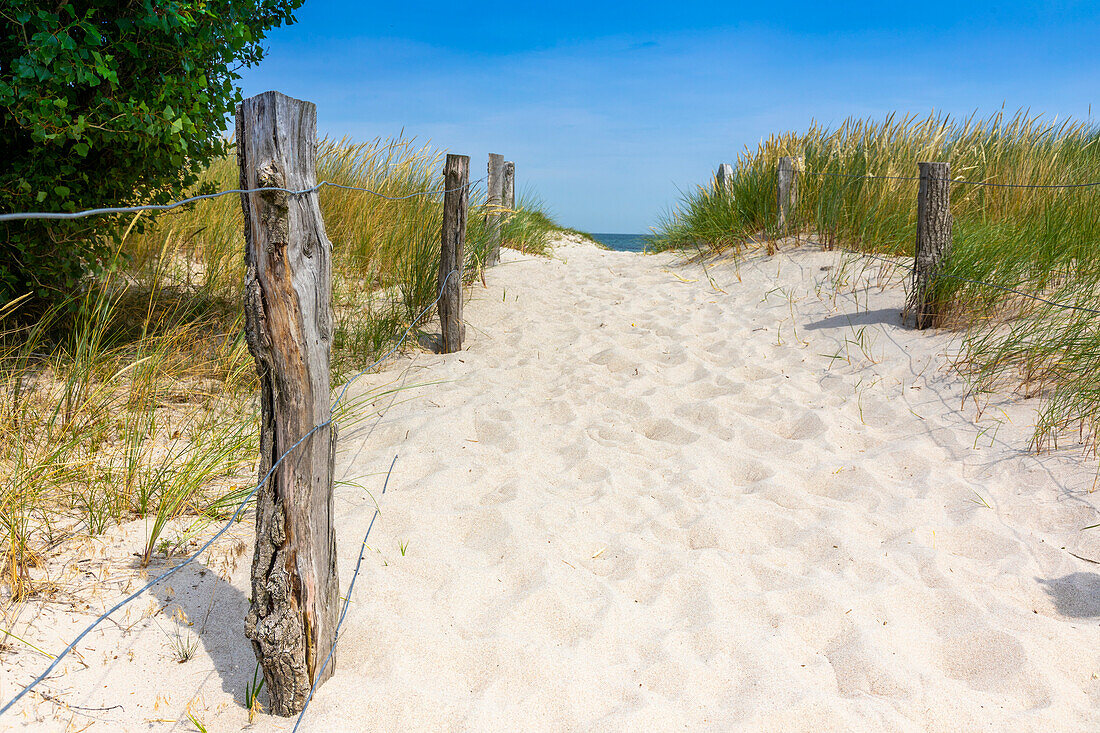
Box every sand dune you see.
[4,235,1100,731]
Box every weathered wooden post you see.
[486,153,505,266]
[503,161,515,213]
[237,91,339,717]
[909,161,953,329]
[777,156,798,233]
[439,154,469,353]
[716,163,734,194]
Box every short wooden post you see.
[909,161,953,329]
[777,156,798,233]
[439,154,469,353]
[237,91,339,717]
[503,161,515,213]
[486,153,505,266]
[716,163,734,194]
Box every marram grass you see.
[0,136,566,602]
[655,110,1100,460]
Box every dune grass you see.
[655,111,1100,459]
[0,137,565,603]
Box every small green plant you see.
[399,540,409,557]
[245,661,265,722]
[173,632,198,664]
[968,491,993,509]
[187,708,208,733]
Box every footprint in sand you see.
[475,415,517,451]
[597,392,652,420]
[772,413,828,441]
[726,457,775,486]
[824,628,912,699]
[572,459,610,482]
[674,402,734,441]
[640,418,700,446]
[541,400,577,426]
[458,508,513,553]
[937,629,1051,708]
[588,346,637,374]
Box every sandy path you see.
[5,236,1100,731]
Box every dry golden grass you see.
[0,136,565,603]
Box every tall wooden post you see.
[486,153,505,266]
[717,163,734,194]
[503,161,515,213]
[237,91,339,717]
[439,154,469,353]
[909,161,953,329]
[777,156,798,233]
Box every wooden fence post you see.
[717,163,734,194]
[439,154,469,353]
[237,91,339,717]
[503,161,515,214]
[909,161,953,329]
[777,156,798,233]
[486,153,505,266]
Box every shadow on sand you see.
[803,307,903,331]
[1037,571,1100,618]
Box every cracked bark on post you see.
[909,161,953,329]
[486,153,505,266]
[503,161,515,215]
[439,154,469,354]
[237,90,339,717]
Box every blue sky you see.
[237,1,1100,233]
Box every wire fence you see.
[0,263,461,720]
[4,155,1095,722]
[781,165,1100,319]
[802,169,1100,189]
[0,177,488,223]
[799,238,1100,317]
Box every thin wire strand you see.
[952,178,1100,189]
[934,270,1100,315]
[802,239,1100,316]
[0,178,486,223]
[0,268,460,719]
[292,454,398,732]
[802,170,920,182]
[802,169,1100,189]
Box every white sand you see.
[4,235,1100,731]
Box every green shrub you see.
[0,0,303,308]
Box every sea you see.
[590,233,654,253]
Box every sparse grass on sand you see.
[654,111,1100,459]
[0,136,565,605]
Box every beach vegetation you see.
[0,0,304,308]
[654,111,1100,458]
[0,135,567,604]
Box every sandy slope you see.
[4,235,1100,731]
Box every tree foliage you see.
[0,0,304,306]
